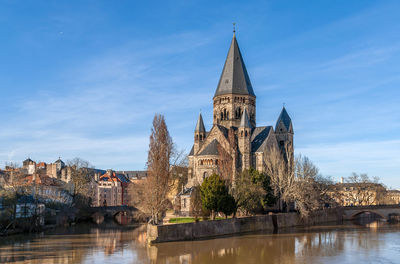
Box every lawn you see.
[168,217,197,223]
[168,217,228,223]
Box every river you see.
[0,219,399,263]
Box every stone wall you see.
[147,208,342,244]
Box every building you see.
[386,190,400,205]
[328,182,387,206]
[46,158,71,182]
[186,32,294,188]
[94,170,130,207]
[22,158,36,175]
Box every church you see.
[184,32,294,195]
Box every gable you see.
[196,125,232,156]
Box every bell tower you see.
[213,32,256,129]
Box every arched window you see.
[227,111,229,120]
[203,172,208,179]
[195,135,198,140]
[223,109,227,120]
[200,160,203,165]
[215,159,218,165]
[245,131,248,137]
[241,131,244,137]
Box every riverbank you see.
[147,208,343,244]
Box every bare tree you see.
[144,114,173,225]
[190,186,203,221]
[66,158,96,208]
[292,155,334,217]
[263,145,294,211]
[5,162,20,170]
[169,150,189,198]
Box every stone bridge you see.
[91,205,139,218]
[342,205,400,221]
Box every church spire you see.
[275,106,292,131]
[195,113,206,133]
[214,33,255,97]
[240,108,252,128]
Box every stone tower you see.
[193,113,206,155]
[238,108,252,171]
[275,107,294,158]
[213,33,256,129]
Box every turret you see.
[275,106,294,158]
[194,113,206,154]
[238,108,252,170]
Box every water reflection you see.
[0,223,148,264]
[0,221,399,264]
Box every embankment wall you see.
[147,208,342,244]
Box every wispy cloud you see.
[0,31,215,169]
[297,140,400,189]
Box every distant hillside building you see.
[46,158,71,182]
[186,32,294,188]
[22,158,36,175]
[94,170,130,207]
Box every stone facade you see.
[186,33,294,189]
[46,159,71,182]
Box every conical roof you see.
[276,107,292,130]
[214,34,255,97]
[240,108,252,128]
[195,113,206,133]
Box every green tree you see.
[220,193,236,218]
[234,168,276,215]
[234,170,265,215]
[200,174,236,219]
[252,169,276,208]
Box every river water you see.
[0,220,399,264]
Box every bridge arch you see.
[113,210,130,218]
[350,210,386,220]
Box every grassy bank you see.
[168,217,227,224]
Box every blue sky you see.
[1,1,400,188]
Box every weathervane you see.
[233,22,236,34]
